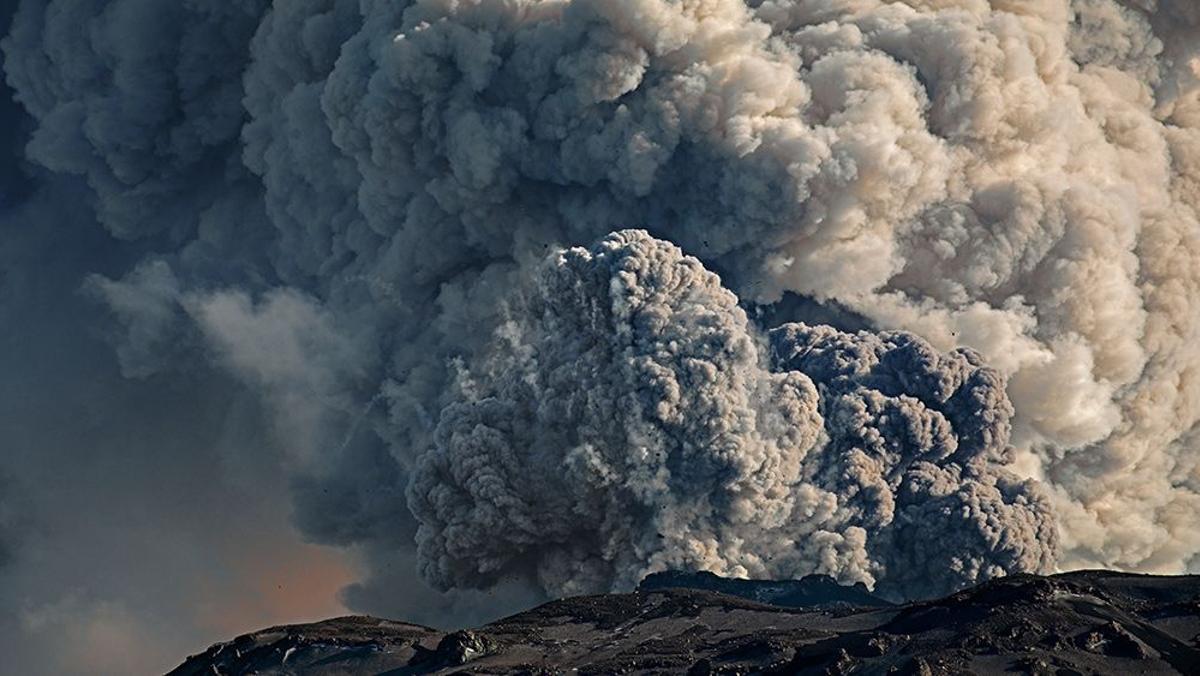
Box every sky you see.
[2,1,1200,673]
[0,6,359,674]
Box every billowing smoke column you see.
[2,0,1199,618]
[408,229,830,596]
[769,322,1057,598]
[409,230,1056,598]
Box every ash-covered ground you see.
[170,570,1200,675]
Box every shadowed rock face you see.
[170,571,1200,675]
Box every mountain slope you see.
[170,571,1200,675]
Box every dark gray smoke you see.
[769,322,1058,599]
[2,1,1199,672]
[409,230,1056,599]
[409,230,829,596]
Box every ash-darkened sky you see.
[2,2,1200,674]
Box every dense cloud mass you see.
[769,322,1057,598]
[2,0,1200,669]
[408,230,828,596]
[409,230,1055,599]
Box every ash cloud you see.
[769,322,1057,599]
[409,230,830,596]
[410,230,1055,599]
[1,0,1199,667]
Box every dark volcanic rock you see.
[168,616,441,675]
[170,571,1200,675]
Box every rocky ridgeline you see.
[170,571,1200,675]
